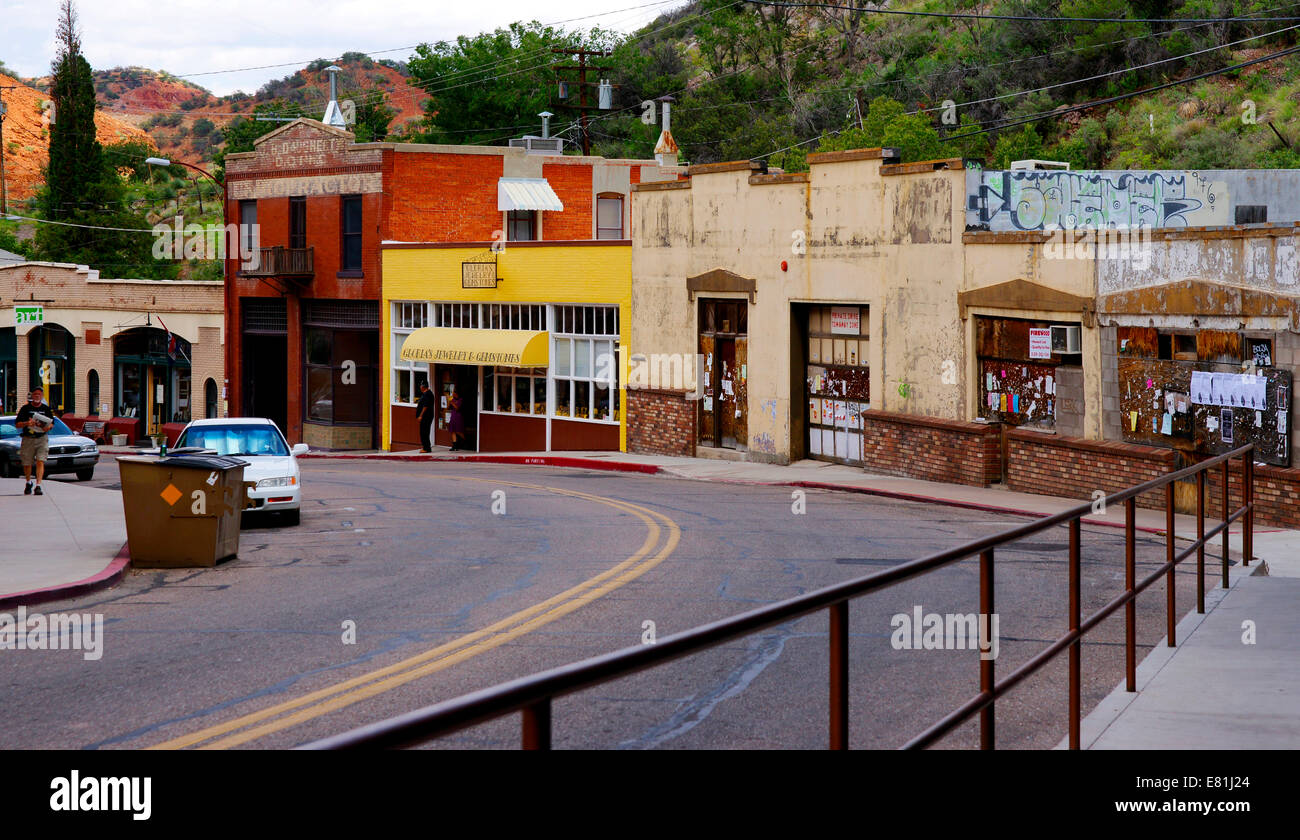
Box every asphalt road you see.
[7,458,1203,750]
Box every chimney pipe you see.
[539,111,553,139]
[322,65,346,128]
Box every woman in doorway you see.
[448,389,466,451]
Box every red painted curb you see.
[784,480,1172,535]
[299,452,662,474]
[0,543,131,610]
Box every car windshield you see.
[177,424,289,457]
[0,417,73,437]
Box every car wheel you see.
[0,458,9,479]
[76,468,95,481]
[282,509,300,526]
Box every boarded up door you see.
[699,334,716,445]
[735,337,748,448]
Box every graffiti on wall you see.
[970,170,1230,231]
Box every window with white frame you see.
[553,305,619,422]
[391,301,429,405]
[483,366,547,415]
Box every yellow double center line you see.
[149,476,680,750]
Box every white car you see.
[173,418,308,525]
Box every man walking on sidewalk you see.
[415,381,435,452]
[15,387,55,496]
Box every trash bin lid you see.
[157,453,249,470]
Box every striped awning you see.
[399,327,549,368]
[497,178,564,212]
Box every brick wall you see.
[1205,461,1300,530]
[1006,429,1176,510]
[858,411,1002,486]
[389,152,504,241]
[542,162,593,240]
[627,388,695,456]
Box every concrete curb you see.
[1056,560,1264,750]
[0,543,130,610]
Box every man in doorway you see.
[415,381,435,452]
[15,387,55,496]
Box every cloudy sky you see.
[1,0,687,95]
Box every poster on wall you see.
[1028,328,1052,360]
[830,306,860,335]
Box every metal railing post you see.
[1222,459,1230,589]
[1244,451,1254,568]
[1068,518,1081,750]
[1125,497,1136,692]
[1165,483,1176,647]
[829,601,848,750]
[1196,469,1206,614]
[522,698,552,750]
[979,548,995,750]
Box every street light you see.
[145,156,225,215]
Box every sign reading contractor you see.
[830,306,860,335]
[462,262,498,289]
[1028,328,1052,360]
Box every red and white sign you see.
[1029,328,1052,359]
[830,306,860,335]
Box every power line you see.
[755,38,1300,159]
[741,0,1300,24]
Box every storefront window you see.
[391,302,429,406]
[552,306,619,423]
[304,325,374,425]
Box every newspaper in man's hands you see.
[30,412,53,428]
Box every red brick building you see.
[223,118,674,449]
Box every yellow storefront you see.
[382,241,631,452]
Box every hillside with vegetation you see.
[402,0,1300,172]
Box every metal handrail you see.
[303,444,1255,751]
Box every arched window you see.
[88,369,100,416]
[205,378,218,419]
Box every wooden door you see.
[698,334,716,445]
[719,338,736,447]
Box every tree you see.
[992,124,1045,169]
[345,92,396,143]
[33,1,172,278]
[405,22,609,146]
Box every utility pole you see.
[550,48,613,156]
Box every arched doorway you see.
[205,377,218,419]
[113,327,192,437]
[28,323,75,414]
[88,369,101,416]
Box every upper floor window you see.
[507,210,537,242]
[289,196,307,249]
[597,194,624,239]
[342,195,363,271]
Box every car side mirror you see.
[291,443,309,456]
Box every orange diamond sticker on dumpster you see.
[160,483,183,506]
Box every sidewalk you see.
[0,477,128,609]
[11,446,1299,750]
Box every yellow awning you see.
[398,327,549,367]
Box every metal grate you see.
[241,298,287,334]
[302,299,380,329]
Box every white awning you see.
[498,178,564,212]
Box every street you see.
[6,458,1197,750]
